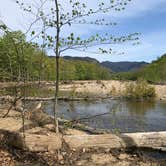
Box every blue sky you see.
[0,0,166,62]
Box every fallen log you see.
[23,133,62,151]
[1,129,166,152]
[0,96,115,102]
[23,96,114,101]
[64,132,166,151]
[0,96,55,102]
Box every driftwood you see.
[58,118,111,134]
[64,132,166,151]
[23,97,114,101]
[23,133,62,151]
[0,96,115,102]
[1,130,166,152]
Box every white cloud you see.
[61,29,166,62]
[1,0,166,62]
[107,0,166,19]
[1,0,165,31]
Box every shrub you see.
[125,79,155,99]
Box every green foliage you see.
[115,54,166,84]
[1,0,140,82]
[71,60,111,80]
[0,31,111,81]
[0,31,55,81]
[137,55,166,83]
[59,59,111,80]
[125,79,155,99]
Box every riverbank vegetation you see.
[125,79,156,99]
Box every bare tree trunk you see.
[7,54,13,81]
[38,56,43,85]
[3,34,22,117]
[22,65,26,139]
[54,0,60,133]
[39,22,46,85]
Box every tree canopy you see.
[0,31,112,81]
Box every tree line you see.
[0,31,111,82]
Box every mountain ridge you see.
[62,56,149,72]
[101,61,148,72]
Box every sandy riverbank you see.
[58,80,166,100]
[1,80,166,100]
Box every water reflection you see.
[124,101,156,115]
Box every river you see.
[44,99,166,133]
[1,85,166,133]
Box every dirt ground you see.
[1,145,165,166]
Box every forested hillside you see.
[63,56,148,72]
[136,54,166,83]
[115,54,166,84]
[63,56,99,63]
[0,31,111,81]
[101,61,148,72]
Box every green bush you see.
[125,79,155,99]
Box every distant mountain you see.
[62,56,148,72]
[63,56,99,63]
[101,61,149,72]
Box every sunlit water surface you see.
[44,99,166,133]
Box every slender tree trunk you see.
[3,33,22,117]
[54,0,60,133]
[7,54,13,81]
[39,23,46,84]
[22,67,26,139]
[38,55,43,85]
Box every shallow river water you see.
[44,99,166,133]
